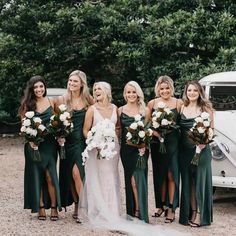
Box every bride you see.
[79,81,187,236]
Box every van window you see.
[209,86,236,111]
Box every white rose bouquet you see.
[188,112,214,166]
[48,104,73,159]
[151,101,178,154]
[126,114,153,169]
[20,111,47,161]
[82,119,117,165]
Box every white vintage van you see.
[199,71,236,189]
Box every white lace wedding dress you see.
[79,104,187,236]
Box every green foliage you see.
[0,0,236,121]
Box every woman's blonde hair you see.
[123,81,146,115]
[93,81,112,103]
[182,80,213,112]
[154,75,175,97]
[65,70,93,110]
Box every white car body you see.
[199,71,236,188]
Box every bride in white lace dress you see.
[79,81,188,236]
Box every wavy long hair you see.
[18,75,47,118]
[182,80,213,112]
[65,70,93,110]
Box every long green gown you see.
[24,106,62,213]
[179,113,213,226]
[150,108,180,211]
[59,108,86,208]
[120,113,149,223]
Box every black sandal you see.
[164,204,175,223]
[50,206,59,221]
[189,212,201,227]
[38,206,46,221]
[72,201,78,219]
[152,208,164,217]
[189,209,197,224]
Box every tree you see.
[0,0,235,121]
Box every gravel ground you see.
[0,136,236,236]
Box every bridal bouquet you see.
[151,101,178,153]
[188,112,214,166]
[82,118,117,165]
[20,111,47,161]
[48,104,73,159]
[126,114,153,169]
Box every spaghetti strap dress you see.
[179,113,213,226]
[150,107,180,211]
[24,106,62,213]
[120,112,149,223]
[59,108,86,208]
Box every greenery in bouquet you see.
[48,104,73,159]
[82,119,117,165]
[151,101,178,153]
[188,112,214,166]
[20,111,47,161]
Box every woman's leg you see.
[45,170,58,220]
[71,164,83,222]
[38,190,46,220]
[131,176,139,217]
[165,170,175,222]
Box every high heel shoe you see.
[164,205,175,223]
[189,212,201,227]
[134,209,140,218]
[50,206,59,221]
[72,201,78,219]
[152,208,165,217]
[38,206,46,221]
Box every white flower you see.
[64,111,70,118]
[25,127,32,134]
[138,130,145,138]
[134,114,142,121]
[63,120,70,127]
[195,117,203,123]
[147,128,153,136]
[130,122,138,130]
[25,111,34,118]
[126,132,132,140]
[164,107,171,115]
[33,117,42,123]
[152,121,160,129]
[50,115,55,120]
[22,119,31,127]
[197,127,205,134]
[20,126,26,132]
[59,114,67,121]
[38,124,46,131]
[201,112,210,119]
[91,126,97,133]
[157,102,165,109]
[30,129,38,137]
[137,121,144,127]
[161,119,169,126]
[203,120,210,127]
[155,111,162,118]
[58,104,67,112]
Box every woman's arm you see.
[83,106,94,138]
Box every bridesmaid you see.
[179,81,213,227]
[118,81,151,223]
[57,70,93,221]
[19,75,61,220]
[147,75,182,223]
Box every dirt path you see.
[0,136,236,236]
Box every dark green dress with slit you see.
[24,106,62,213]
[179,113,213,226]
[59,108,86,208]
[150,108,180,211]
[120,113,149,223]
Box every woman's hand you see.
[152,130,161,138]
[198,144,206,150]
[29,142,38,150]
[57,137,66,146]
